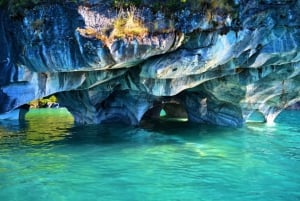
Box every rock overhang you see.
[0,0,299,127]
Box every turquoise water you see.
[0,108,299,201]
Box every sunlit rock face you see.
[0,0,300,126]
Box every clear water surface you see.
[0,108,299,201]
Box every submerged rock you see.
[0,0,300,126]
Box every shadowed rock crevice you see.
[140,99,188,122]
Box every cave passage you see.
[246,110,266,123]
[141,101,188,123]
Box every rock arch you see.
[140,99,188,122]
[1,1,300,128]
[246,110,266,123]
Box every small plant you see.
[0,0,6,7]
[1,0,89,17]
[29,95,58,108]
[113,0,142,9]
[112,6,148,38]
[77,26,110,44]
[77,6,148,45]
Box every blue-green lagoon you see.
[0,108,299,201]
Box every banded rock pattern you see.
[0,0,299,127]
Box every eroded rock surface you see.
[0,0,300,126]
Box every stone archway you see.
[140,100,188,123]
[141,105,163,121]
[246,110,266,123]
[268,99,300,123]
[162,102,188,119]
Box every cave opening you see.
[0,94,70,121]
[246,110,266,123]
[23,94,73,122]
[141,101,188,124]
[22,94,69,121]
[28,95,59,109]
[272,100,300,123]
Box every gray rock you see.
[1,1,300,127]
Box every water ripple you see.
[0,109,300,201]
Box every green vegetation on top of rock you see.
[114,0,237,15]
[1,0,237,20]
[29,95,58,108]
[0,0,88,17]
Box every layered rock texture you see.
[0,0,300,127]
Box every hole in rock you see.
[24,94,72,121]
[246,110,266,123]
[273,101,300,124]
[29,95,60,109]
[141,101,188,125]
[1,95,65,121]
[23,93,73,126]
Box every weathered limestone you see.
[0,104,29,120]
[0,0,300,126]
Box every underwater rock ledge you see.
[0,0,300,127]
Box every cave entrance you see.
[273,100,300,123]
[24,94,73,121]
[141,101,188,124]
[246,110,266,123]
[29,95,60,109]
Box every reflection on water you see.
[0,108,73,146]
[0,109,299,201]
[24,108,74,145]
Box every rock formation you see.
[0,0,299,127]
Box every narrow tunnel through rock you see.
[141,101,188,125]
[246,110,266,123]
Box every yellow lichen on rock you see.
[77,6,148,45]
